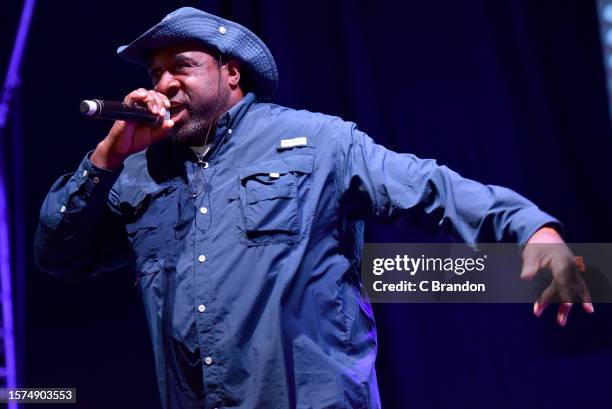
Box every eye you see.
[174,61,191,72]
[149,69,162,82]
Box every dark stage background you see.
[2,0,612,408]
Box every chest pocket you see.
[231,151,314,245]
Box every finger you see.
[533,300,550,317]
[122,120,136,135]
[128,90,159,114]
[124,88,148,105]
[521,246,541,280]
[150,119,174,144]
[557,303,572,327]
[143,93,160,114]
[582,302,595,314]
[149,92,167,117]
[125,89,166,117]
[533,283,556,317]
[109,119,135,140]
[581,281,594,314]
[539,283,557,305]
[153,91,171,109]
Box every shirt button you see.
[204,357,213,365]
[197,304,206,313]
[82,170,88,177]
[60,205,66,213]
[198,255,206,263]
[202,162,209,169]
[219,26,227,34]
[93,176,100,184]
[199,207,208,215]
[228,128,233,134]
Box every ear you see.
[225,59,241,89]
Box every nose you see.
[154,71,180,96]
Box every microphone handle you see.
[80,99,166,126]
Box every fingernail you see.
[586,303,595,313]
[152,105,158,113]
[160,107,166,117]
[558,313,567,327]
[533,302,542,317]
[166,119,174,127]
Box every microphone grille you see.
[80,100,99,116]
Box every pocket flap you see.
[247,181,294,203]
[239,153,314,180]
[119,184,177,207]
[119,184,177,224]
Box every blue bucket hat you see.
[117,7,278,100]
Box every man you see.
[34,7,592,409]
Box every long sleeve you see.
[335,123,560,244]
[34,153,129,277]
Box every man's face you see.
[148,43,230,145]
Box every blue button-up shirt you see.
[35,92,557,408]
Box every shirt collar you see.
[216,92,257,133]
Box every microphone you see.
[80,99,169,127]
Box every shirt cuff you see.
[78,150,123,196]
[514,207,563,246]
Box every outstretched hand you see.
[521,227,594,326]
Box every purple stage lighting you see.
[597,0,612,121]
[0,0,37,408]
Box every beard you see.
[170,110,212,145]
[169,107,218,146]
[169,86,229,146]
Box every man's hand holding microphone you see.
[89,89,174,170]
